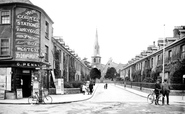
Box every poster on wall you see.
[0,68,7,90]
[15,8,40,61]
[56,79,62,94]
[33,81,39,89]
[0,90,5,99]
[32,81,39,96]
[56,79,64,94]
[16,89,23,99]
[0,68,12,92]
[6,68,12,91]
[61,79,64,94]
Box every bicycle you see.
[28,91,52,104]
[147,90,162,105]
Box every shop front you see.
[0,61,50,99]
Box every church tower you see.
[92,28,101,66]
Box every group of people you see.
[81,81,94,95]
[154,79,170,105]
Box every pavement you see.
[0,83,185,104]
[0,84,99,105]
[115,84,185,104]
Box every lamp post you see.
[162,24,166,83]
[38,54,44,103]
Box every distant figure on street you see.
[162,79,170,105]
[154,79,161,105]
[104,83,108,89]
[82,83,86,95]
[124,81,126,88]
[89,82,94,94]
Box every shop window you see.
[45,21,49,39]
[1,10,10,24]
[0,38,10,56]
[45,45,49,62]
[181,45,185,59]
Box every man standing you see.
[162,79,170,105]
[154,79,161,105]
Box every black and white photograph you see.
[0,0,185,114]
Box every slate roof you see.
[0,0,32,4]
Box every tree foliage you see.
[104,67,117,80]
[90,68,101,79]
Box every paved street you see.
[0,84,185,114]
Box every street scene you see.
[0,84,184,114]
[0,0,185,114]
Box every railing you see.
[115,81,185,90]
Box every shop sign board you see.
[15,7,40,61]
[56,79,64,94]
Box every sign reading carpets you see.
[15,8,40,61]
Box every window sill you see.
[0,23,11,25]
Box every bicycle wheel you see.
[43,96,52,104]
[157,94,163,105]
[147,94,154,104]
[28,96,37,104]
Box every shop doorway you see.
[21,73,31,98]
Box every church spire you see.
[94,28,100,56]
[92,28,101,65]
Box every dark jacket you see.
[162,82,170,94]
[154,83,161,94]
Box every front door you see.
[21,73,31,97]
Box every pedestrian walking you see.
[89,82,94,94]
[82,83,86,95]
[154,79,161,105]
[161,79,170,105]
[104,83,108,89]
[124,81,126,88]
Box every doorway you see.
[21,73,31,97]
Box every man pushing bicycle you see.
[154,79,161,105]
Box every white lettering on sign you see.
[16,21,39,28]
[16,52,39,60]
[16,26,39,35]
[16,46,39,52]
[16,62,39,67]
[17,14,39,22]
[16,39,39,46]
[15,8,40,61]
[25,10,37,15]
[16,34,38,40]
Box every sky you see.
[31,0,185,65]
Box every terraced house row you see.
[0,0,90,99]
[120,26,185,90]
